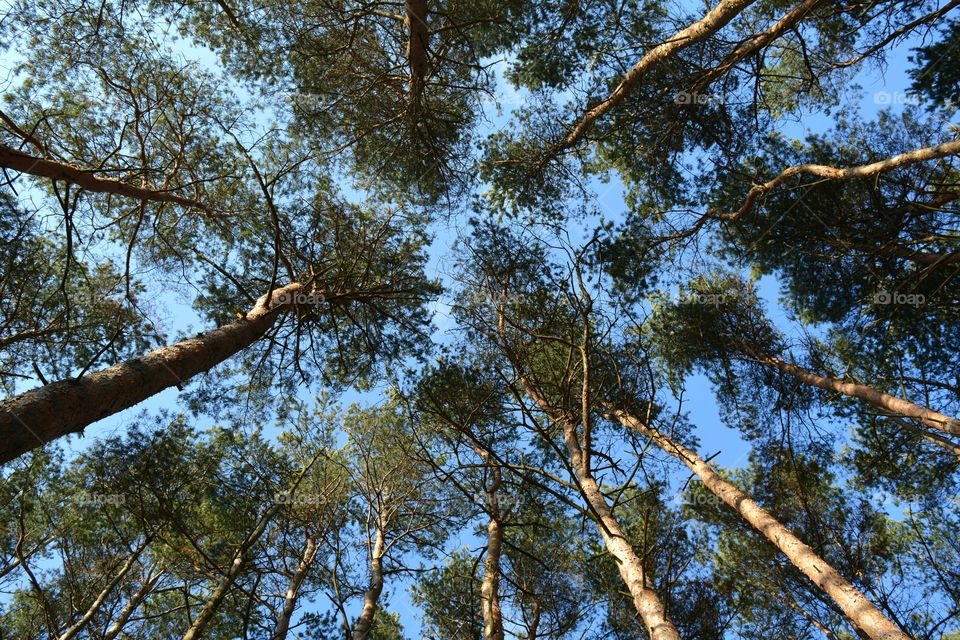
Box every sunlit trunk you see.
[0,283,302,464]
[611,407,912,640]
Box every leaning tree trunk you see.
[181,503,284,640]
[57,536,152,640]
[272,536,319,640]
[760,355,960,436]
[0,283,303,464]
[561,421,681,640]
[609,407,912,640]
[102,567,164,640]
[352,528,386,640]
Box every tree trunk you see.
[526,600,541,640]
[58,536,151,640]
[480,466,505,640]
[352,528,386,640]
[610,407,912,640]
[761,356,960,436]
[561,422,681,640]
[404,0,429,109]
[102,567,164,640]
[563,0,756,147]
[272,536,319,640]
[0,283,302,464]
[181,504,283,640]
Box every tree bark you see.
[609,407,912,640]
[480,466,505,640]
[760,355,960,436]
[691,0,824,93]
[404,0,429,109]
[272,536,319,640]
[719,139,960,220]
[0,142,211,213]
[563,0,756,147]
[352,528,386,640]
[561,421,680,640]
[102,567,164,640]
[57,536,152,640]
[497,308,679,639]
[0,283,302,464]
[181,503,283,640]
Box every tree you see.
[3,0,960,637]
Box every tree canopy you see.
[1,0,959,638]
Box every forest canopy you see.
[1,0,959,639]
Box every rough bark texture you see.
[611,408,912,640]
[762,356,960,436]
[404,0,429,107]
[480,466,505,640]
[0,283,303,464]
[272,536,319,640]
[561,422,680,640]
[0,143,211,212]
[563,0,756,147]
[352,528,386,640]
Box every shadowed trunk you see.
[610,407,912,640]
[272,536,319,640]
[0,283,303,464]
[352,527,386,640]
[404,0,429,114]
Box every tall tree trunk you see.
[497,308,679,638]
[272,536,319,640]
[352,528,386,640]
[58,536,152,640]
[102,567,164,640]
[561,421,680,640]
[759,355,960,436]
[0,283,302,464]
[404,0,429,112]
[181,503,284,640]
[526,600,541,640]
[480,465,505,640]
[563,0,756,147]
[609,407,912,640]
